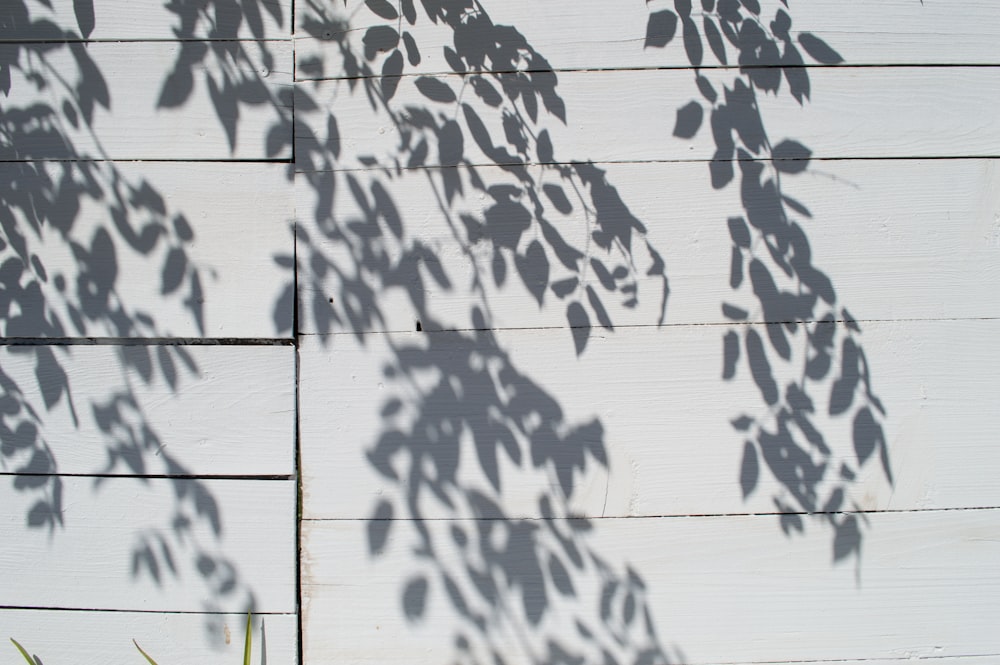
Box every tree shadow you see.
[1,0,278,638]
[645,0,893,562]
[3,0,895,660]
[290,0,894,662]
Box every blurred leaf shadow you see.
[1,0,280,636]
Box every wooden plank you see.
[299,319,1000,521]
[3,41,292,160]
[301,509,1000,665]
[295,0,1000,78]
[295,159,1000,335]
[699,660,1000,665]
[1,161,293,338]
[1,477,296,613]
[1,0,291,41]
[296,66,1000,170]
[2,609,298,665]
[0,344,294,477]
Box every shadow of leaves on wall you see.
[1,0,263,628]
[286,0,894,661]
[292,1,677,661]
[646,0,893,563]
[2,0,894,659]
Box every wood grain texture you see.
[0,161,293,338]
[1,609,298,665]
[1,477,296,613]
[3,41,292,161]
[296,66,1000,170]
[0,344,294,477]
[1,0,291,41]
[301,509,1000,665]
[295,0,1000,78]
[296,159,1000,335]
[299,318,1000,521]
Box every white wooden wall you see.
[0,0,298,662]
[3,1,999,664]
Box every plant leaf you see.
[10,639,36,665]
[133,639,160,665]
[244,612,253,665]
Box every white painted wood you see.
[299,319,1000,521]
[295,159,1000,335]
[296,66,1000,170]
[1,477,296,613]
[1,161,293,338]
[2,0,291,41]
[0,344,293,477]
[0,1,993,662]
[2,609,298,665]
[301,509,1000,665]
[295,0,1000,78]
[3,41,292,160]
[698,660,1000,665]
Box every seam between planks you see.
[293,62,1000,84]
[296,316,1000,339]
[0,605,297,615]
[293,155,1000,176]
[301,505,1000,522]
[0,337,295,346]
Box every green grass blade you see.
[133,639,160,665]
[243,612,252,665]
[10,638,35,665]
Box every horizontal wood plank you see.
[1,609,298,665]
[296,67,1000,171]
[300,319,1000,520]
[295,159,1000,335]
[302,509,1000,665]
[1,161,293,338]
[0,344,294,477]
[3,41,292,160]
[1,0,291,41]
[1,477,296,613]
[295,0,1000,78]
[697,660,1000,665]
